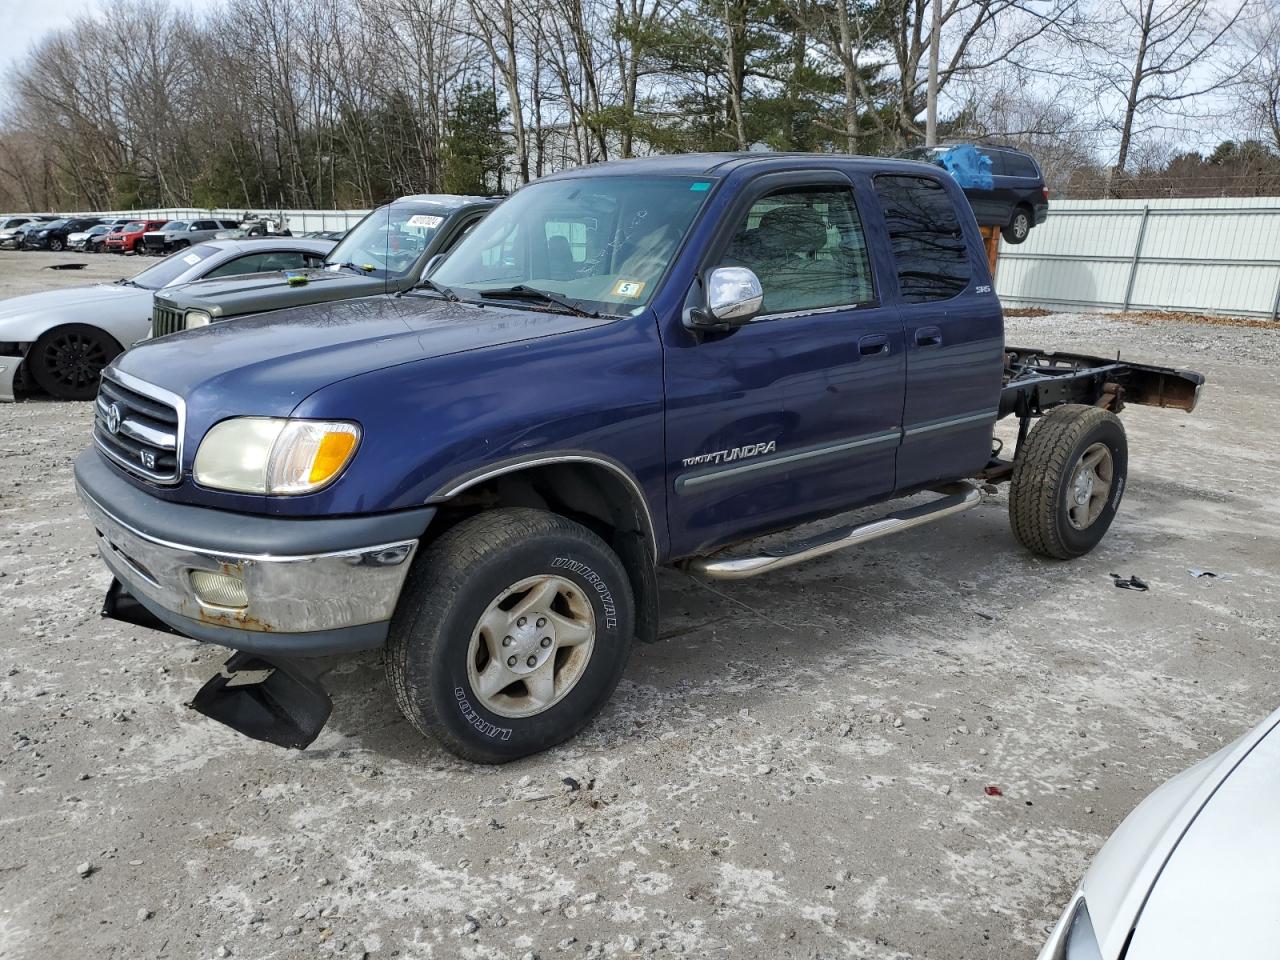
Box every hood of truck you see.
[159,268,392,318]
[112,293,616,429]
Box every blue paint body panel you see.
[103,153,1006,565]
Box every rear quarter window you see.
[872,174,971,304]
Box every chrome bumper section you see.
[79,487,418,636]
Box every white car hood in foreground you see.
[1125,722,1280,958]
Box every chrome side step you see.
[687,481,982,580]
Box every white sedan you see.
[0,237,334,401]
[1039,705,1280,960]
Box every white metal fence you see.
[80,207,371,234]
[995,197,1280,320]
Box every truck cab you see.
[74,154,1202,761]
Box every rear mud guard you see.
[190,652,332,750]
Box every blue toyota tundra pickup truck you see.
[74,153,1203,761]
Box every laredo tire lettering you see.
[454,686,512,740]
[550,556,618,630]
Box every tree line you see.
[0,0,1276,212]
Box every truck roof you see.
[393,194,497,208]
[537,152,940,180]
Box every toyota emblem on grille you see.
[105,402,122,435]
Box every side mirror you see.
[686,266,763,330]
[419,254,445,284]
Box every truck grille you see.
[152,304,185,338]
[142,235,166,252]
[93,373,183,484]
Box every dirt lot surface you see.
[2,251,1278,960]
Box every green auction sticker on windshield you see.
[406,214,444,229]
[690,181,711,191]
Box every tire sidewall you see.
[411,529,633,761]
[1053,416,1127,556]
[29,324,120,401]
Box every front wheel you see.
[387,508,635,762]
[1009,404,1128,559]
[47,237,65,252]
[27,324,122,400]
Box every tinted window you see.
[721,186,874,314]
[204,251,310,278]
[873,175,970,304]
[1006,154,1038,178]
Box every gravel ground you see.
[2,251,1278,960]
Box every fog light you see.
[189,570,249,609]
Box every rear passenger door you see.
[663,171,907,556]
[870,174,1003,491]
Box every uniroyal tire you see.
[1009,404,1128,559]
[387,508,634,763]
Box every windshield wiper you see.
[326,261,376,275]
[477,284,598,317]
[418,278,460,302]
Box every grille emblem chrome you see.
[106,403,122,435]
[140,450,157,469]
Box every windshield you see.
[432,176,712,314]
[124,222,146,233]
[325,202,453,280]
[128,244,216,289]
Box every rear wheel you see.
[1002,207,1033,244]
[1009,404,1127,559]
[47,237,65,252]
[387,507,634,762]
[27,324,122,401]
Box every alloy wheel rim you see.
[1067,442,1113,530]
[44,332,106,388]
[465,574,596,718]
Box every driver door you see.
[662,170,907,557]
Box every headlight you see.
[1060,899,1103,960]
[193,418,360,495]
[185,310,212,330]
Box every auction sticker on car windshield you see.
[406,215,444,229]
[611,279,646,299]
[182,253,203,266]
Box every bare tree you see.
[1235,5,1280,152]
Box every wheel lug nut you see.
[536,617,546,628]
[526,655,537,667]
[540,637,551,648]
[502,635,513,646]
[517,617,527,627]
[506,655,517,667]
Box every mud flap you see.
[102,577,185,637]
[189,652,333,750]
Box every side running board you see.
[687,481,982,580]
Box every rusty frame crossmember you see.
[978,346,1205,483]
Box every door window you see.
[872,175,971,304]
[204,251,308,278]
[721,186,874,315]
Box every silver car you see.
[0,237,335,401]
[140,218,242,255]
[1039,704,1280,960]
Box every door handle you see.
[858,334,890,356]
[915,326,943,347]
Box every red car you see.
[104,219,168,254]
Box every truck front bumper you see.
[75,449,434,656]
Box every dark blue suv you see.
[896,144,1049,243]
[74,153,1199,761]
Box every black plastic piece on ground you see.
[102,577,184,636]
[1110,573,1149,592]
[189,652,332,750]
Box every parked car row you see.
[0,212,313,255]
[0,194,490,401]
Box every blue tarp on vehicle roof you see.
[937,144,993,190]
